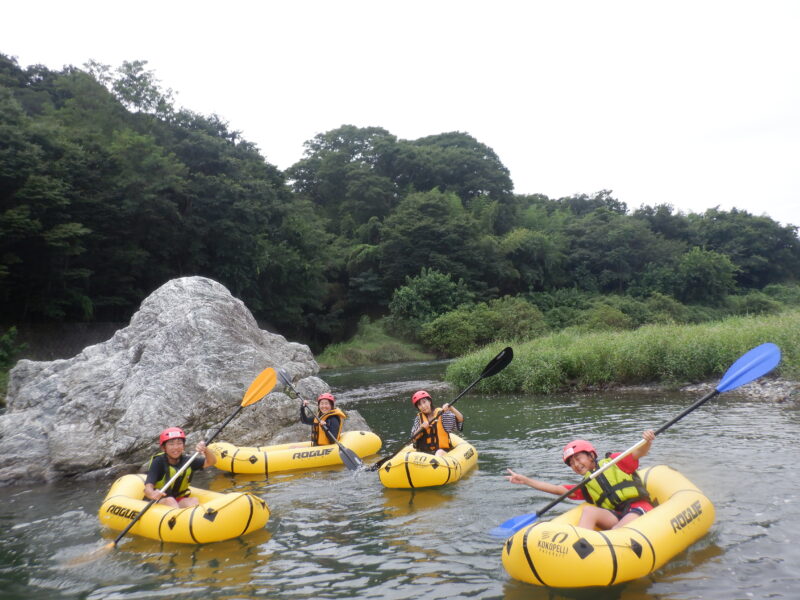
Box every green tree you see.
[561,190,627,217]
[499,227,567,293]
[287,125,399,229]
[392,132,512,198]
[565,206,687,294]
[688,208,800,289]
[632,203,694,243]
[674,247,738,304]
[0,84,94,319]
[85,59,174,117]
[379,189,491,293]
[387,267,473,339]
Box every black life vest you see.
[147,452,193,498]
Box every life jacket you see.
[582,455,650,512]
[147,452,193,498]
[413,408,453,454]
[312,407,347,445]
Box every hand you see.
[303,400,309,407]
[642,429,655,442]
[442,403,451,412]
[196,441,207,455]
[505,468,527,485]
[148,489,166,501]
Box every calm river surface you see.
[1,360,798,599]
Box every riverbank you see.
[445,311,800,395]
[682,376,799,402]
[316,317,433,368]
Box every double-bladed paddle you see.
[489,342,781,538]
[67,366,277,565]
[277,368,363,471]
[368,346,514,472]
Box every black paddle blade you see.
[482,347,513,379]
[339,445,363,471]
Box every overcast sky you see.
[4,1,798,227]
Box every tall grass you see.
[446,310,800,394]
[317,317,434,368]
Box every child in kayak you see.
[301,393,347,445]
[144,427,216,508]
[505,429,656,530]
[410,390,464,457]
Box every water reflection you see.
[382,488,452,516]
[1,362,799,599]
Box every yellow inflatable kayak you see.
[501,464,715,587]
[209,430,382,475]
[376,433,478,488]
[98,474,269,544]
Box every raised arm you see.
[505,468,572,496]
[632,429,655,459]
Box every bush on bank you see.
[445,310,800,394]
[317,316,433,368]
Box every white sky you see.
[4,1,799,228]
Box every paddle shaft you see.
[654,389,718,435]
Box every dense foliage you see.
[2,54,799,357]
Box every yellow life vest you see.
[312,407,347,445]
[582,456,650,511]
[147,452,193,498]
[413,408,453,454]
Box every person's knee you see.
[581,506,618,530]
[612,513,641,529]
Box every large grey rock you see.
[0,276,370,486]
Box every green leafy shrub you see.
[726,291,783,316]
[644,292,690,324]
[420,296,547,356]
[386,268,473,340]
[577,304,634,331]
[543,305,583,329]
[762,283,800,306]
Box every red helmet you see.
[411,390,432,406]
[159,427,186,445]
[563,439,596,464]
[317,393,335,406]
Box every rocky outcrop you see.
[681,376,799,402]
[0,277,370,486]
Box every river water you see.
[1,360,798,599]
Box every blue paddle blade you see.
[716,343,781,393]
[489,512,539,538]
